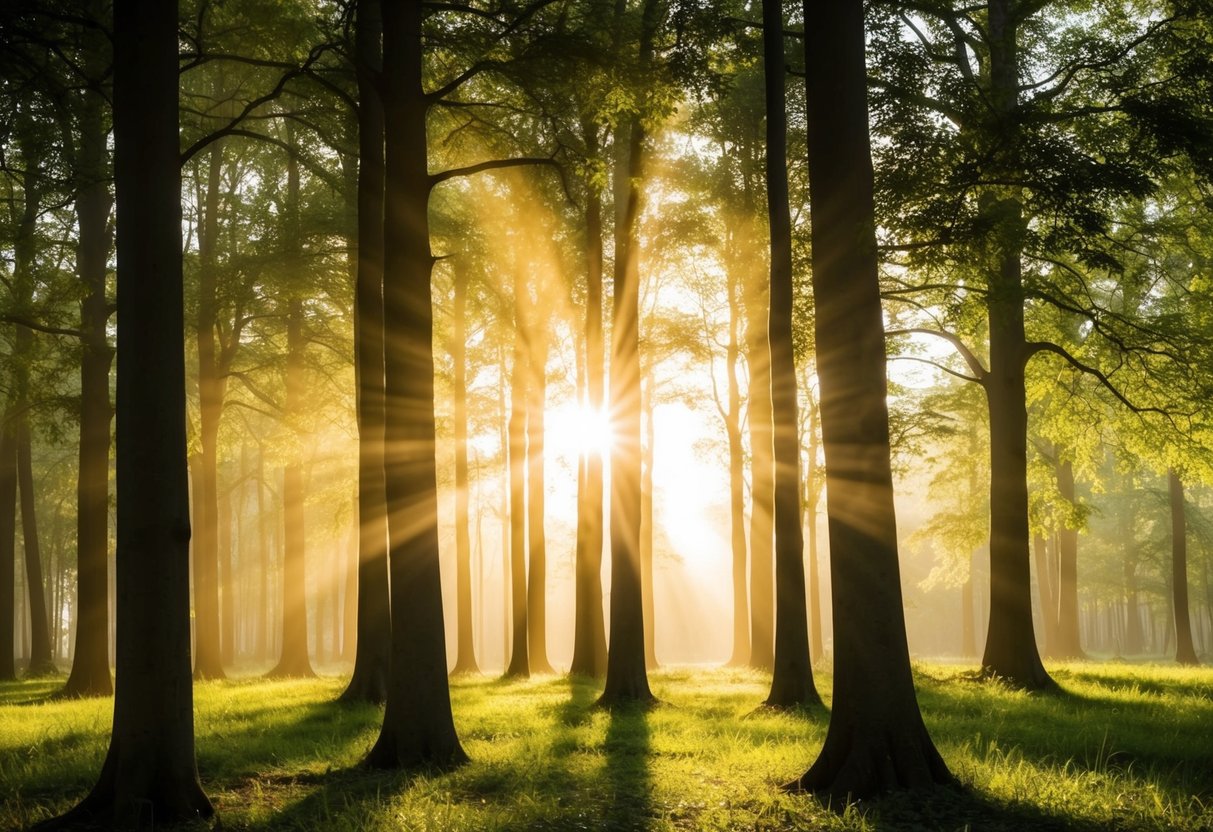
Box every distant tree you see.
[47,0,214,821]
[789,0,951,798]
[1169,469,1200,665]
[450,263,479,675]
[504,264,530,679]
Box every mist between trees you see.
[1,0,1212,825]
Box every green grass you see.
[2,663,1211,830]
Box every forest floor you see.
[1,662,1211,831]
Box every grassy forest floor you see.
[1,663,1211,831]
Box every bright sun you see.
[544,402,614,461]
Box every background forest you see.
[1,0,1212,829]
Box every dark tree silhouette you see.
[762,0,818,710]
[45,0,214,821]
[341,0,391,705]
[365,0,465,767]
[451,264,479,675]
[1169,469,1200,666]
[504,267,530,679]
[788,0,952,799]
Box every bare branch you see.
[887,327,988,379]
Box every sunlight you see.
[543,402,615,462]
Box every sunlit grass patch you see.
[2,662,1211,830]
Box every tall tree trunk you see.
[804,391,824,664]
[764,0,817,709]
[193,140,227,681]
[55,0,214,819]
[641,383,657,670]
[505,270,530,678]
[1169,469,1199,665]
[790,0,952,797]
[0,409,17,681]
[62,1,114,695]
[256,448,270,663]
[341,0,391,705]
[569,136,608,678]
[451,266,478,674]
[977,0,1053,691]
[600,0,660,707]
[1054,457,1083,658]
[366,0,466,767]
[726,265,750,667]
[17,405,56,676]
[527,331,554,674]
[219,487,234,665]
[270,296,314,678]
[746,287,775,672]
[1033,533,1058,656]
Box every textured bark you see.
[48,0,213,820]
[977,0,1054,691]
[62,2,114,695]
[764,0,818,709]
[341,0,390,705]
[569,141,608,678]
[366,0,466,768]
[1169,470,1199,666]
[790,0,952,799]
[451,267,478,675]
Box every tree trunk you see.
[504,269,530,679]
[1032,533,1058,656]
[220,487,235,665]
[62,5,114,695]
[1169,469,1199,665]
[641,383,658,670]
[269,296,314,678]
[341,0,391,705]
[805,393,824,664]
[569,136,608,678]
[52,0,214,819]
[726,265,750,667]
[0,408,17,681]
[600,0,660,707]
[790,0,952,798]
[366,0,466,767]
[192,140,227,681]
[1054,457,1083,658]
[527,331,555,675]
[977,0,1053,691]
[764,0,817,709]
[746,284,775,672]
[451,266,478,674]
[961,560,976,658]
[18,411,57,677]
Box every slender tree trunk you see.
[256,448,270,664]
[641,383,657,670]
[977,0,1053,691]
[0,409,17,681]
[15,356,55,677]
[526,331,554,674]
[1169,469,1199,665]
[790,0,952,797]
[62,7,114,694]
[570,138,608,677]
[51,0,214,819]
[726,266,750,667]
[747,294,775,672]
[764,0,817,709]
[600,0,660,707]
[193,140,227,681]
[219,487,234,665]
[366,0,466,767]
[341,0,391,705]
[1033,533,1058,656]
[805,394,824,664]
[451,266,478,674]
[1054,457,1083,658]
[505,269,530,678]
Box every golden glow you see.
[544,402,614,461]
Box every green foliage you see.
[3,666,1212,830]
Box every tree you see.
[46,0,214,821]
[788,0,952,798]
[504,264,530,679]
[450,263,479,675]
[365,0,465,768]
[1168,468,1200,665]
[762,0,817,710]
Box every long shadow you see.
[600,700,654,831]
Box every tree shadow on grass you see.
[0,679,72,706]
[599,699,654,831]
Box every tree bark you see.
[49,0,214,819]
[600,0,660,707]
[764,0,818,709]
[451,266,479,675]
[62,0,114,695]
[1169,469,1199,665]
[790,0,952,798]
[366,0,466,767]
[1054,457,1083,658]
[569,142,608,678]
[341,0,391,705]
[746,281,775,672]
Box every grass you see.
[2,662,1211,830]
